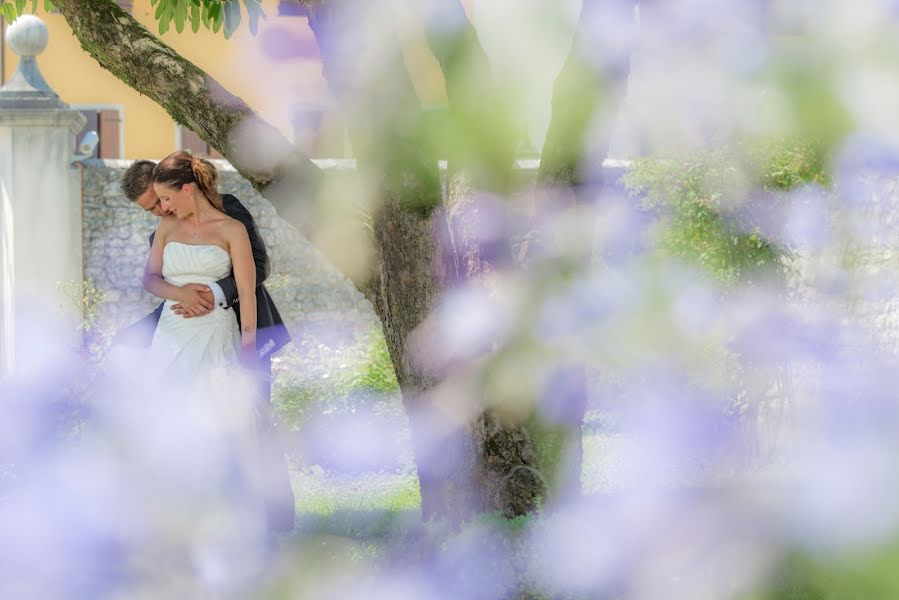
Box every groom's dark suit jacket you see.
[116,194,290,358]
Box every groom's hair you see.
[121,160,157,202]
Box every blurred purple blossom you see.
[729,185,831,252]
[727,289,838,364]
[834,135,899,247]
[410,283,512,377]
[259,25,320,61]
[302,402,408,473]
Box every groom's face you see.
[135,184,170,217]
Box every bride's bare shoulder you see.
[155,215,179,235]
[217,215,249,239]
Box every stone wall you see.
[80,159,378,344]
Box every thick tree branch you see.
[422,0,516,194]
[538,0,633,189]
[307,3,440,213]
[54,0,320,216]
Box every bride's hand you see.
[239,340,259,371]
[174,284,213,317]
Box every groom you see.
[117,159,295,533]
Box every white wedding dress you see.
[143,242,267,585]
[148,241,261,460]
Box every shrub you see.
[622,138,827,285]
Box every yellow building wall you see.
[1,0,460,160]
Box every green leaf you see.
[190,1,200,33]
[2,4,16,21]
[174,0,186,33]
[15,0,25,16]
[207,1,220,22]
[222,0,241,39]
[156,0,175,36]
[154,0,165,20]
[200,0,211,27]
[243,0,265,36]
[43,0,52,12]
[212,3,223,34]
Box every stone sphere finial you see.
[7,15,49,58]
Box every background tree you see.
[1,0,627,520]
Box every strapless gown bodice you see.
[150,242,240,379]
[162,241,232,286]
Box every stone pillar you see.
[0,15,86,378]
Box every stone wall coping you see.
[0,109,86,133]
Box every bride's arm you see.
[226,221,257,362]
[142,218,212,316]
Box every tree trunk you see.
[308,2,484,522]
[526,0,635,500]
[442,171,546,517]
[311,0,543,520]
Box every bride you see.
[144,151,257,377]
[140,151,267,584]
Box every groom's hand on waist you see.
[171,284,214,318]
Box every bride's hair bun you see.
[153,150,224,212]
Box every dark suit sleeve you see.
[217,194,271,308]
[113,303,164,347]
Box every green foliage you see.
[623,139,826,286]
[0,0,53,21]
[148,0,265,38]
[0,0,262,39]
[50,277,112,439]
[58,276,107,337]
[748,138,830,192]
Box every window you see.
[74,106,123,159]
[177,126,223,159]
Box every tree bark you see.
[53,0,321,228]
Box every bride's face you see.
[154,182,192,219]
